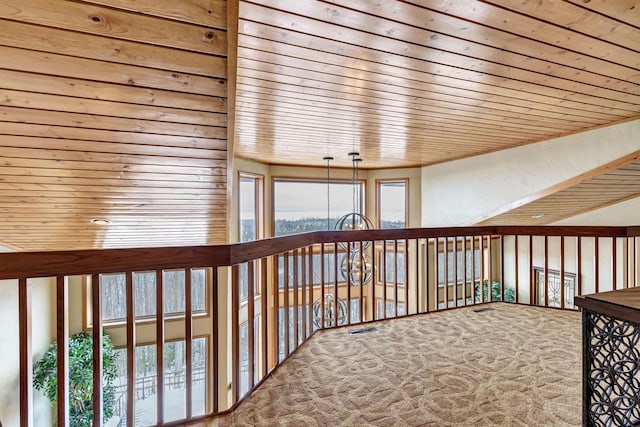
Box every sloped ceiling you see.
[477,151,640,226]
[0,0,230,251]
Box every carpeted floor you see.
[207,303,582,426]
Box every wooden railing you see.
[1,226,638,426]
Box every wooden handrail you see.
[0,225,631,280]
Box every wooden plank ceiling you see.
[476,151,640,226]
[235,0,640,168]
[1,0,640,251]
[0,0,229,251]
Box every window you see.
[437,248,481,286]
[273,179,365,236]
[377,299,405,318]
[238,174,263,302]
[239,173,263,242]
[98,269,207,324]
[377,180,407,229]
[112,337,207,424]
[376,246,406,285]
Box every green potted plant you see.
[33,331,118,426]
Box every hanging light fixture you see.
[312,293,348,329]
[323,156,333,231]
[335,152,373,286]
[335,152,373,233]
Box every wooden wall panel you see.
[0,0,230,251]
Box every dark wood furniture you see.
[576,289,640,427]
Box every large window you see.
[98,269,207,324]
[377,180,407,229]
[112,337,207,424]
[273,179,365,236]
[239,173,263,242]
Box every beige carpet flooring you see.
[207,303,582,426]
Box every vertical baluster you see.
[125,272,135,425]
[333,243,338,327]
[413,239,418,314]
[307,248,313,336]
[404,239,409,316]
[394,240,399,317]
[231,265,239,402]
[185,268,193,417]
[383,240,387,318]
[624,238,629,289]
[500,236,505,302]
[271,254,284,368]
[487,235,492,302]
[320,245,325,328]
[544,236,549,307]
[480,237,485,304]
[453,237,458,307]
[462,237,467,306]
[425,238,430,313]
[19,278,33,427]
[444,237,449,308]
[561,237,565,309]
[301,248,307,340]
[212,267,219,413]
[346,242,351,324]
[247,261,255,391]
[612,237,617,290]
[274,256,281,365]
[260,258,268,378]
[471,237,476,305]
[578,237,583,296]
[529,236,534,305]
[371,240,377,319]
[283,253,290,356]
[360,241,364,323]
[595,237,600,293]
[515,236,519,304]
[292,250,299,347]
[91,274,103,426]
[56,276,69,427]
[156,270,165,423]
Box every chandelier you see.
[312,293,347,329]
[335,152,373,285]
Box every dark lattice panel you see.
[586,311,640,427]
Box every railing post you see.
[19,278,33,427]
[56,276,70,427]
[91,274,103,427]
[125,272,135,425]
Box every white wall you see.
[0,277,56,427]
[553,195,640,226]
[421,119,640,226]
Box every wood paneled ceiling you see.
[476,151,640,226]
[2,0,640,251]
[0,0,230,251]
[235,0,640,168]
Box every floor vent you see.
[349,326,378,335]
[473,307,495,313]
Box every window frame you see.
[376,179,408,229]
[84,268,212,329]
[238,172,264,243]
[271,177,367,237]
